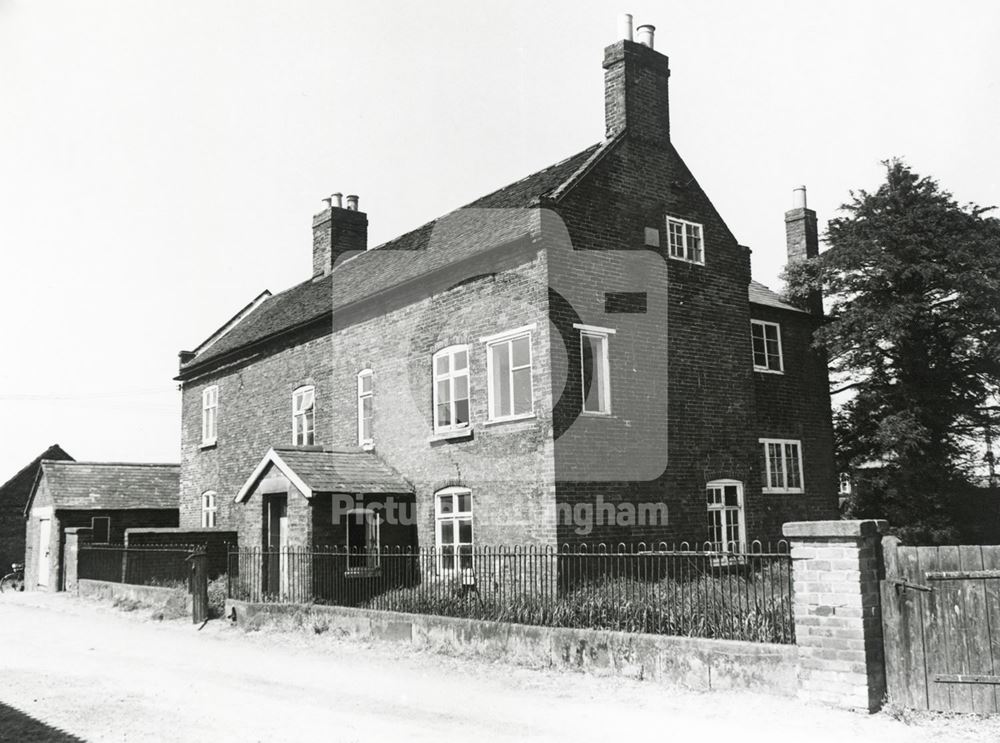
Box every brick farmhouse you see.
[175,29,837,585]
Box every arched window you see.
[357,370,374,448]
[201,491,218,528]
[705,480,744,552]
[432,345,470,433]
[292,385,315,446]
[434,486,473,572]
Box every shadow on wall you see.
[0,701,85,741]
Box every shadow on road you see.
[0,701,84,741]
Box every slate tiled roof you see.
[272,448,412,495]
[35,461,180,511]
[179,143,603,376]
[0,444,73,506]
[179,139,808,377]
[748,279,808,314]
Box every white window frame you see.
[434,487,473,574]
[201,385,218,446]
[705,479,746,552]
[574,324,615,415]
[345,508,380,571]
[357,369,373,449]
[751,320,784,374]
[482,325,535,423]
[760,438,805,494]
[91,516,111,544]
[201,491,217,528]
[432,345,471,434]
[838,473,852,497]
[292,385,316,446]
[666,216,705,265]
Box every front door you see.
[264,496,288,597]
[37,518,51,589]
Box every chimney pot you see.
[346,194,359,211]
[331,193,343,209]
[618,13,633,42]
[793,185,807,209]
[636,24,655,49]
[322,197,332,209]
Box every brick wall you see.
[548,133,762,546]
[785,520,887,711]
[751,305,839,538]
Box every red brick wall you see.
[750,304,839,537]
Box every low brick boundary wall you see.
[78,578,192,617]
[226,600,799,695]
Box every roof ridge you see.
[42,460,180,468]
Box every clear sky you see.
[1,1,998,479]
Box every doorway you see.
[263,495,288,597]
[37,518,51,589]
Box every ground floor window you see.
[706,480,744,552]
[435,487,473,572]
[201,491,217,528]
[346,508,380,570]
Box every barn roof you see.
[28,461,180,514]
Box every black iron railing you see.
[227,542,794,644]
[78,545,193,588]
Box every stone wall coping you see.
[782,520,889,539]
[64,527,93,535]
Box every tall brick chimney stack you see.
[603,16,671,144]
[785,186,823,315]
[312,193,368,278]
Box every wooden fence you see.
[881,537,1000,713]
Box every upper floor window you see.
[706,480,745,552]
[357,370,373,448]
[292,385,315,446]
[201,386,218,446]
[201,491,217,528]
[751,320,784,373]
[760,438,804,493]
[435,487,473,573]
[666,216,704,265]
[433,346,470,433]
[574,324,614,415]
[483,325,534,422]
[91,516,110,544]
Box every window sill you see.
[359,442,374,452]
[667,255,705,266]
[763,488,804,495]
[483,413,536,427]
[580,410,613,418]
[199,441,217,451]
[344,567,381,579]
[429,428,473,444]
[753,367,785,375]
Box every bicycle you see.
[0,562,24,592]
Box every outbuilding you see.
[23,460,179,591]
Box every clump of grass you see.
[356,569,793,644]
[208,575,228,618]
[112,596,141,612]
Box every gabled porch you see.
[232,447,416,601]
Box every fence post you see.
[62,528,84,592]
[783,519,888,712]
[189,547,209,624]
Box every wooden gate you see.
[881,536,1000,713]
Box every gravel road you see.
[0,592,996,742]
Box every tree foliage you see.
[783,160,1000,535]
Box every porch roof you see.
[234,447,413,502]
